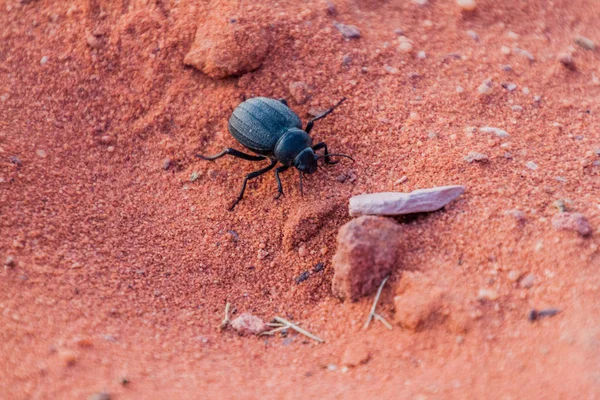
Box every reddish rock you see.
[230,313,266,335]
[184,7,270,79]
[552,212,592,236]
[332,216,402,301]
[393,271,446,331]
[341,342,371,367]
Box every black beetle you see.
[197,97,352,210]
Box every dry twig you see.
[364,276,392,330]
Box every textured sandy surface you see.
[1,0,599,398]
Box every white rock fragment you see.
[477,79,493,95]
[456,0,477,11]
[477,289,499,301]
[574,35,596,51]
[416,51,427,59]
[398,40,413,53]
[479,127,510,138]
[465,152,489,163]
[230,313,267,335]
[467,30,479,41]
[525,161,538,170]
[349,186,465,217]
[513,47,535,61]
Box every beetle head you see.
[293,148,318,174]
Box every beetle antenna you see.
[324,153,355,162]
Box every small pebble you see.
[162,158,171,170]
[505,209,526,222]
[467,30,479,41]
[501,64,513,72]
[507,270,522,282]
[40,56,49,65]
[88,392,111,400]
[298,245,307,257]
[504,83,517,91]
[500,46,511,55]
[58,349,78,367]
[36,149,47,158]
[558,53,576,70]
[384,65,399,74]
[511,105,523,112]
[574,35,596,51]
[334,23,361,39]
[416,51,426,60]
[395,176,408,185]
[4,256,16,268]
[456,0,477,11]
[411,0,429,5]
[525,161,538,170]
[477,288,499,301]
[465,152,489,163]
[522,87,530,95]
[552,212,592,236]
[456,86,464,93]
[342,54,352,66]
[477,80,493,95]
[519,274,535,289]
[398,41,413,53]
[107,146,115,153]
[327,364,338,371]
[479,127,509,137]
[513,47,535,61]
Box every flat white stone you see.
[349,185,465,216]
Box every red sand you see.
[1,0,599,398]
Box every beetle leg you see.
[196,148,266,162]
[312,142,338,165]
[304,97,347,134]
[274,166,289,199]
[229,159,278,211]
[278,98,288,106]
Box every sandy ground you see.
[1,0,600,398]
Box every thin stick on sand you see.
[364,276,392,330]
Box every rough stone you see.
[465,152,489,163]
[394,271,445,331]
[230,313,267,335]
[574,35,596,51]
[332,216,402,301]
[341,342,371,367]
[349,186,464,217]
[184,13,270,78]
[479,127,510,137]
[334,23,361,39]
[552,212,592,236]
